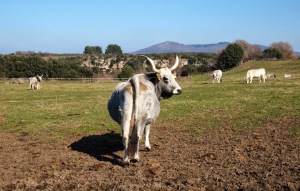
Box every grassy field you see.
[1,60,299,141]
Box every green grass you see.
[0,60,299,141]
[0,82,119,141]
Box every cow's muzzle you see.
[173,88,182,95]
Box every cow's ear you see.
[156,73,161,81]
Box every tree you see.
[270,42,296,60]
[83,46,102,54]
[94,46,102,54]
[84,46,92,54]
[105,44,123,54]
[263,48,283,60]
[216,43,244,70]
[235,39,262,62]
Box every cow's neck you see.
[156,82,173,100]
[36,76,41,82]
[144,72,173,101]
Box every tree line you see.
[0,41,296,79]
[83,44,123,55]
[0,55,93,78]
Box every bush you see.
[180,65,197,77]
[117,65,134,78]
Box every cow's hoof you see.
[123,157,130,164]
[145,146,151,151]
[133,154,140,163]
[131,158,139,163]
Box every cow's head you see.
[37,74,43,82]
[143,55,182,99]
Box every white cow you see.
[211,70,222,83]
[245,68,266,83]
[107,55,182,163]
[284,74,292,78]
[29,74,43,90]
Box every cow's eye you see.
[163,77,169,83]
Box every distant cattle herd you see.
[5,56,295,91]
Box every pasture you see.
[0,60,299,190]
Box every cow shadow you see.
[69,131,124,166]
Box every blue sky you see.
[0,0,299,54]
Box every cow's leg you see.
[133,140,140,162]
[132,124,141,162]
[121,112,132,163]
[144,124,151,150]
[122,126,129,162]
[133,120,147,162]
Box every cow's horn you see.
[142,55,160,73]
[169,55,179,71]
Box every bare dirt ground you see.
[0,118,299,191]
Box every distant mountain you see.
[134,41,230,54]
[134,41,300,56]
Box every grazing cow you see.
[245,68,266,83]
[284,74,292,78]
[211,70,222,83]
[107,55,182,163]
[29,74,43,90]
[267,73,276,78]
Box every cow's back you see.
[250,68,265,77]
[217,70,222,78]
[258,68,266,76]
[107,78,160,126]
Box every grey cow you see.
[107,55,182,163]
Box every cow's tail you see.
[130,75,139,128]
[128,75,140,155]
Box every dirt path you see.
[0,121,299,190]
